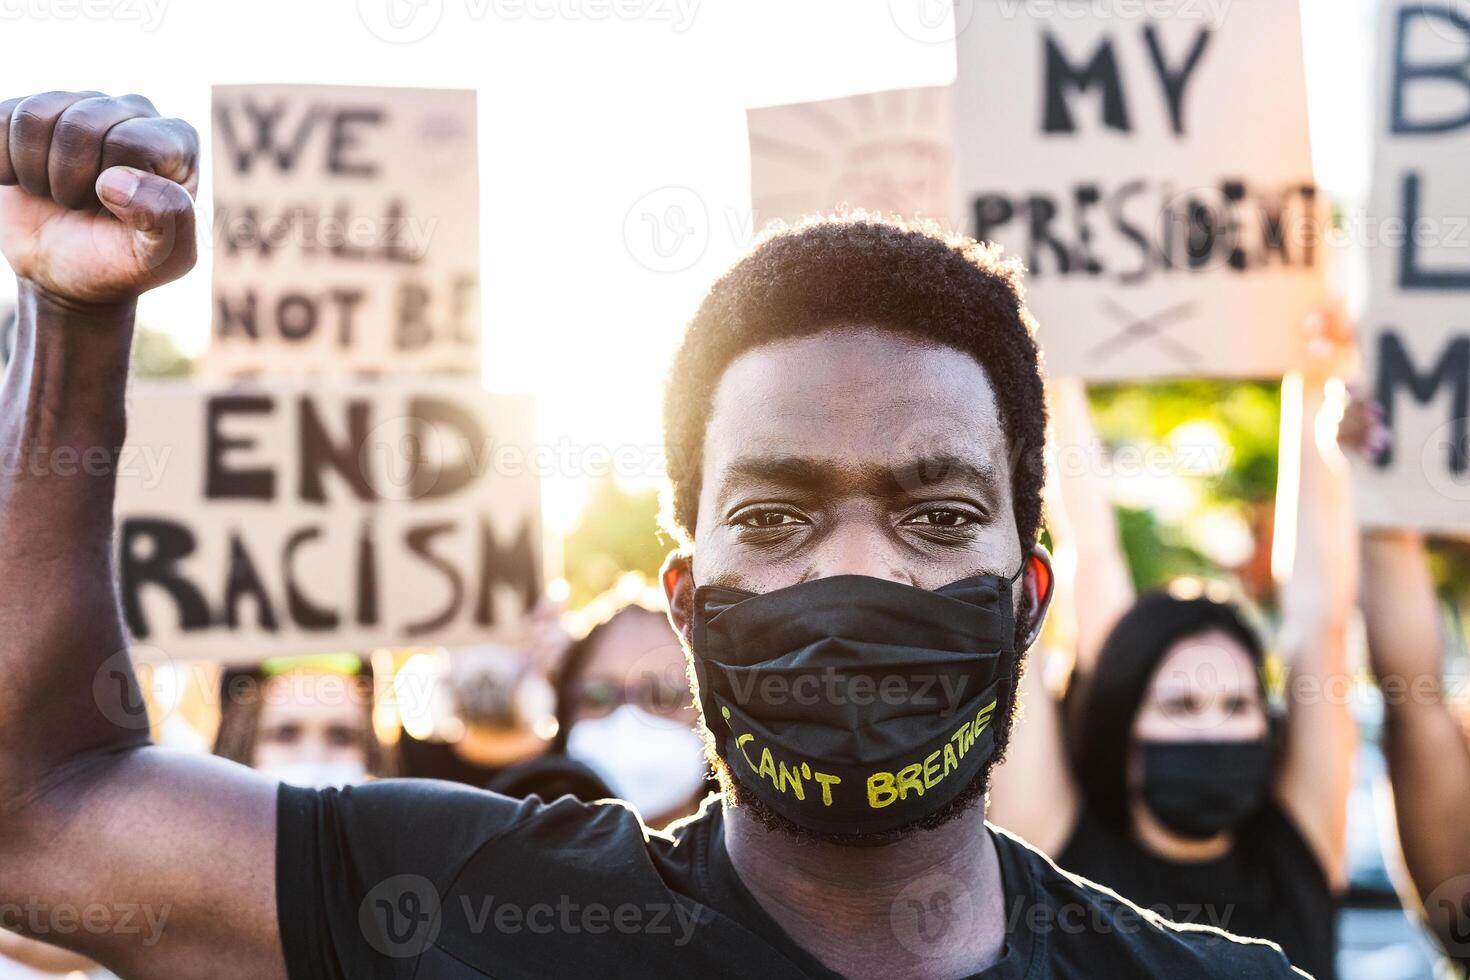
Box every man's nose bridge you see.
[809,520,909,583]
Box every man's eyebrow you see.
[722,455,841,494]
[717,452,1002,504]
[879,454,1002,498]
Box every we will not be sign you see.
[203,85,480,376]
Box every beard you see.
[680,583,1034,847]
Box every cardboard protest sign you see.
[1355,1,1470,533]
[748,86,958,230]
[953,0,1322,380]
[114,380,541,661]
[205,84,480,376]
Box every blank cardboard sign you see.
[749,85,959,232]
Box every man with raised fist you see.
[0,90,1305,979]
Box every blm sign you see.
[953,0,1323,380]
[206,85,480,376]
[1357,2,1470,533]
[114,380,541,661]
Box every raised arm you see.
[1046,377,1135,678]
[0,91,284,978]
[1271,350,1357,890]
[987,380,1123,851]
[1341,394,1470,950]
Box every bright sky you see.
[1,0,1376,532]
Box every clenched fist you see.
[0,91,198,307]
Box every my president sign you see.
[954,0,1322,380]
[748,86,958,230]
[114,381,541,661]
[205,85,480,376]
[1356,1,1470,533]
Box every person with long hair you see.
[213,656,393,787]
[989,318,1358,980]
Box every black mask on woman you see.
[691,567,1023,836]
[1138,739,1272,840]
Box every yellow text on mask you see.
[865,699,997,810]
[724,708,843,806]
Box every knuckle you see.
[170,117,200,154]
[52,105,108,152]
[119,93,158,116]
[100,124,152,164]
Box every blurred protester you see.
[1339,392,1470,967]
[990,312,1358,980]
[398,643,613,803]
[214,655,391,788]
[552,600,711,827]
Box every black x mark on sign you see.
[1087,299,1202,370]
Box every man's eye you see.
[740,510,803,529]
[906,509,974,528]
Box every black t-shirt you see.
[276,781,1307,979]
[1058,804,1335,980]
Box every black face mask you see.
[691,568,1023,836]
[1138,740,1272,840]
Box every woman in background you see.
[213,654,392,788]
[989,312,1358,980]
[553,601,711,828]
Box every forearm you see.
[1358,531,1470,930]
[1278,373,1355,639]
[1381,698,1470,932]
[1046,378,1133,676]
[1273,373,1356,883]
[1361,531,1441,682]
[0,279,144,805]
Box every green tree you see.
[561,477,670,606]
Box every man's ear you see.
[660,551,694,639]
[1023,543,1055,650]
